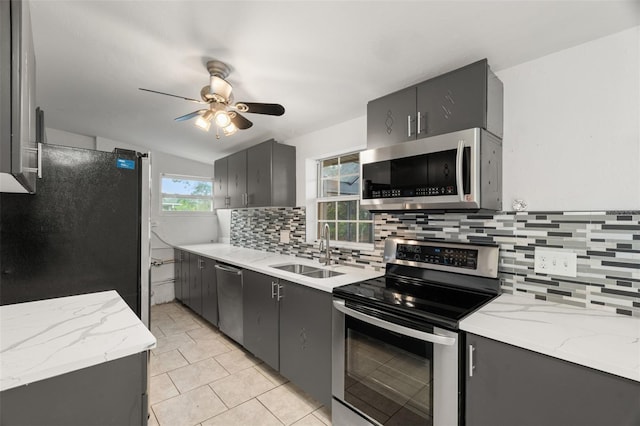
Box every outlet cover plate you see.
[280,230,290,244]
[534,247,577,277]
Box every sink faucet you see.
[319,223,333,266]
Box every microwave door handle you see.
[333,300,456,346]
[456,140,465,202]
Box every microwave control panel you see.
[396,243,478,269]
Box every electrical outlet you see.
[534,248,577,277]
[280,230,290,244]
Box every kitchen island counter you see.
[176,243,384,293]
[0,290,156,392]
[460,293,640,382]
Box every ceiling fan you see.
[139,59,285,137]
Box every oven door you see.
[332,298,459,426]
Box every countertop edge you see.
[0,291,157,392]
[460,294,640,383]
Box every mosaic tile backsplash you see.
[230,208,640,317]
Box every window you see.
[160,174,214,213]
[317,153,373,244]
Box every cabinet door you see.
[465,333,640,426]
[246,141,273,207]
[366,87,416,149]
[226,150,247,208]
[200,257,218,326]
[242,270,279,370]
[417,60,487,139]
[180,251,190,307]
[213,157,228,209]
[173,249,182,301]
[279,281,332,406]
[188,255,203,315]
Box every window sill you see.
[311,240,375,252]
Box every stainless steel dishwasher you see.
[214,263,243,345]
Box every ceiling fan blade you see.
[174,109,207,122]
[139,88,207,104]
[230,112,253,130]
[237,102,285,116]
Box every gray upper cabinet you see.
[242,270,280,370]
[213,157,228,209]
[1,0,39,194]
[367,59,503,149]
[247,139,296,208]
[213,139,296,209]
[465,333,640,426]
[226,150,247,209]
[279,281,332,407]
[366,87,416,148]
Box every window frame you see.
[159,173,215,216]
[315,153,374,248]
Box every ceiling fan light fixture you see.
[194,110,214,131]
[210,76,233,101]
[214,110,232,127]
[223,122,238,136]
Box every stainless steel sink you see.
[272,263,321,274]
[302,269,344,279]
[270,263,344,279]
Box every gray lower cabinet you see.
[279,281,332,407]
[187,254,203,314]
[1,352,148,426]
[200,257,218,326]
[242,270,280,370]
[180,251,190,304]
[174,249,183,301]
[465,333,640,426]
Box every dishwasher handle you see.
[214,264,243,275]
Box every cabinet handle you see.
[417,112,421,135]
[469,344,476,377]
[407,115,412,138]
[271,281,278,299]
[198,258,204,269]
[277,284,284,301]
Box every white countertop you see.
[460,293,640,382]
[176,243,384,292]
[0,290,157,392]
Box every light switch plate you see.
[534,248,577,277]
[280,230,290,244]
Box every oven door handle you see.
[333,300,456,346]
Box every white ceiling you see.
[30,1,639,163]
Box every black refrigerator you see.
[0,143,150,323]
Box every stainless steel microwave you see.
[360,127,502,211]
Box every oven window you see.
[344,317,433,425]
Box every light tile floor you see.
[149,302,331,426]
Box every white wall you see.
[285,26,640,218]
[497,26,639,211]
[46,127,95,149]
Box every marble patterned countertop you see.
[176,243,384,293]
[460,293,640,382]
[0,290,156,392]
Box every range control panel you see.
[396,243,478,269]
